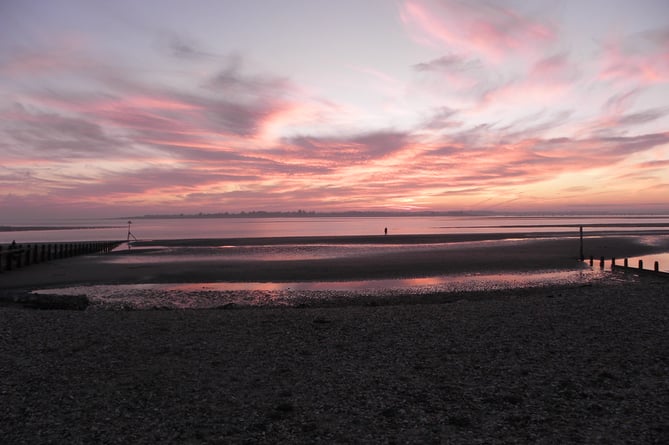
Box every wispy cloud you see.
[599,27,669,84]
[400,0,556,62]
[1,0,668,217]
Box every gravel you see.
[1,272,668,443]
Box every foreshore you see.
[2,233,668,291]
[1,233,668,443]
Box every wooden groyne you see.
[585,255,669,277]
[0,241,122,273]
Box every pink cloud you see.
[574,87,668,138]
[2,10,668,218]
[599,30,669,84]
[400,0,556,62]
[477,53,576,109]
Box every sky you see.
[2,0,669,221]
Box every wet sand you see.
[1,233,667,290]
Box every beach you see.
[2,233,668,291]
[1,234,668,443]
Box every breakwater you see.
[587,255,669,277]
[0,241,122,273]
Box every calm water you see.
[33,268,610,310]
[3,214,669,243]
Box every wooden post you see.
[16,244,23,268]
[624,258,628,268]
[599,256,605,268]
[611,257,616,268]
[655,261,660,272]
[589,256,594,266]
[579,226,584,261]
[639,259,643,270]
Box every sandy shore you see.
[2,233,668,291]
[1,274,668,443]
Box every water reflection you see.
[33,268,607,310]
[623,253,669,273]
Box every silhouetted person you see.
[384,227,388,235]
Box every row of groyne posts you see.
[586,255,663,273]
[0,241,123,273]
[579,226,666,275]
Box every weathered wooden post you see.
[16,244,23,268]
[590,256,594,266]
[639,259,644,270]
[655,261,660,272]
[624,258,628,268]
[600,256,605,268]
[611,257,616,268]
[579,226,584,261]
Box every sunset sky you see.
[2,0,669,220]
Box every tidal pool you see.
[32,267,611,310]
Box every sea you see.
[3,214,669,243]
